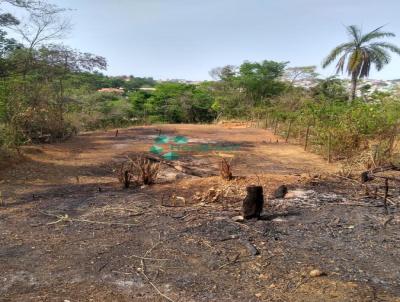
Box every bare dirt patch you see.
[0,124,399,302]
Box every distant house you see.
[97,87,124,94]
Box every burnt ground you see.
[0,124,399,302]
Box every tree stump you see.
[123,170,131,189]
[273,185,288,198]
[361,171,372,183]
[242,185,264,219]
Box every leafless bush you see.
[220,158,233,180]
[117,161,136,189]
[117,155,160,188]
[338,151,371,178]
[133,156,160,185]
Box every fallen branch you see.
[39,211,138,227]
[102,207,146,216]
[145,154,215,177]
[129,255,170,261]
[139,242,176,302]
[383,216,394,229]
[141,269,175,302]
[326,202,383,207]
[333,174,398,206]
[333,174,364,186]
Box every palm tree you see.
[322,25,400,101]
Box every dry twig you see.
[220,158,233,180]
[39,211,138,227]
[138,242,176,302]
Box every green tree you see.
[322,25,400,101]
[311,77,348,101]
[238,60,287,105]
[284,65,318,85]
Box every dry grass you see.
[133,155,160,185]
[117,155,160,188]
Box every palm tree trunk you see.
[350,73,358,102]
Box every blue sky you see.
[50,0,400,80]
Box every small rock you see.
[176,196,186,203]
[232,215,244,222]
[272,217,286,223]
[309,269,325,277]
[162,283,172,292]
[284,192,296,198]
[255,293,262,298]
[171,213,185,219]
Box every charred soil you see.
[0,124,399,302]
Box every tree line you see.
[1,1,400,165]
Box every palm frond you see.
[369,42,400,55]
[347,25,362,44]
[360,26,395,43]
[335,51,351,74]
[359,48,371,78]
[368,45,391,70]
[322,42,354,68]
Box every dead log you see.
[367,174,400,184]
[145,154,215,178]
[372,164,400,173]
[242,185,264,219]
[361,164,400,183]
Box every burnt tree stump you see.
[123,170,130,189]
[242,185,264,219]
[273,185,288,198]
[361,171,373,183]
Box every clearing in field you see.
[1,124,399,302]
